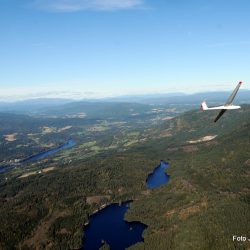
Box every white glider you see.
[201,81,243,122]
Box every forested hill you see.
[126,105,250,250]
[0,105,249,249]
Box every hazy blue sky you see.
[1,0,250,99]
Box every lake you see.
[82,160,170,248]
[146,160,170,189]
[83,201,147,250]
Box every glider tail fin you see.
[201,101,208,110]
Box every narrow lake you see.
[21,139,76,163]
[0,139,76,174]
[83,201,147,250]
[146,160,170,189]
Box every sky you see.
[1,0,250,100]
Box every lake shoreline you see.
[146,160,170,189]
[82,160,170,249]
[82,200,148,250]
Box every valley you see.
[0,101,249,249]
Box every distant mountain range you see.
[102,89,250,105]
[0,90,249,113]
[0,98,73,113]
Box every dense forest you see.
[0,103,249,249]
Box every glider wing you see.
[225,81,242,105]
[214,109,227,122]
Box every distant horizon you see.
[0,86,249,102]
